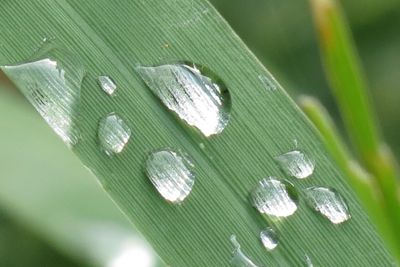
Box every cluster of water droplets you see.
[2,41,354,266]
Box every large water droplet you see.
[98,113,131,156]
[230,235,260,267]
[136,62,231,137]
[275,150,315,179]
[1,42,85,146]
[98,75,117,96]
[260,228,278,251]
[145,148,195,203]
[250,177,298,218]
[304,187,351,224]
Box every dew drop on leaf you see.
[135,62,231,137]
[1,41,85,147]
[98,113,131,156]
[97,75,117,96]
[250,177,298,218]
[304,186,351,224]
[260,227,278,251]
[275,150,315,179]
[145,148,195,203]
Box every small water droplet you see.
[146,148,195,203]
[136,62,231,137]
[275,150,315,179]
[97,75,117,95]
[260,228,278,251]
[250,177,298,218]
[258,74,278,91]
[98,113,131,155]
[230,235,260,267]
[304,186,351,224]
[304,254,314,267]
[1,42,85,147]
[199,143,205,150]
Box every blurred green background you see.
[0,0,399,266]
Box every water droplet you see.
[250,177,298,218]
[304,254,314,267]
[1,42,85,146]
[98,113,131,155]
[145,148,195,203]
[275,150,315,179]
[258,74,277,91]
[230,235,260,267]
[304,186,351,224]
[98,75,117,96]
[260,228,278,251]
[136,62,231,137]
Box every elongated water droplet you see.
[146,148,195,203]
[305,254,314,267]
[230,235,260,267]
[250,177,298,218]
[136,63,231,137]
[304,187,350,224]
[1,43,85,146]
[260,228,278,251]
[98,75,117,95]
[275,150,315,179]
[98,113,131,155]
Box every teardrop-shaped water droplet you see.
[260,228,278,251]
[1,42,85,147]
[230,235,260,267]
[136,62,231,137]
[146,148,195,203]
[304,186,350,224]
[98,113,131,155]
[250,177,298,218]
[275,150,315,179]
[97,75,117,96]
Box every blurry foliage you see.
[0,212,79,267]
[211,0,400,158]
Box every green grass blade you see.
[299,96,399,259]
[0,1,395,266]
[310,0,400,260]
